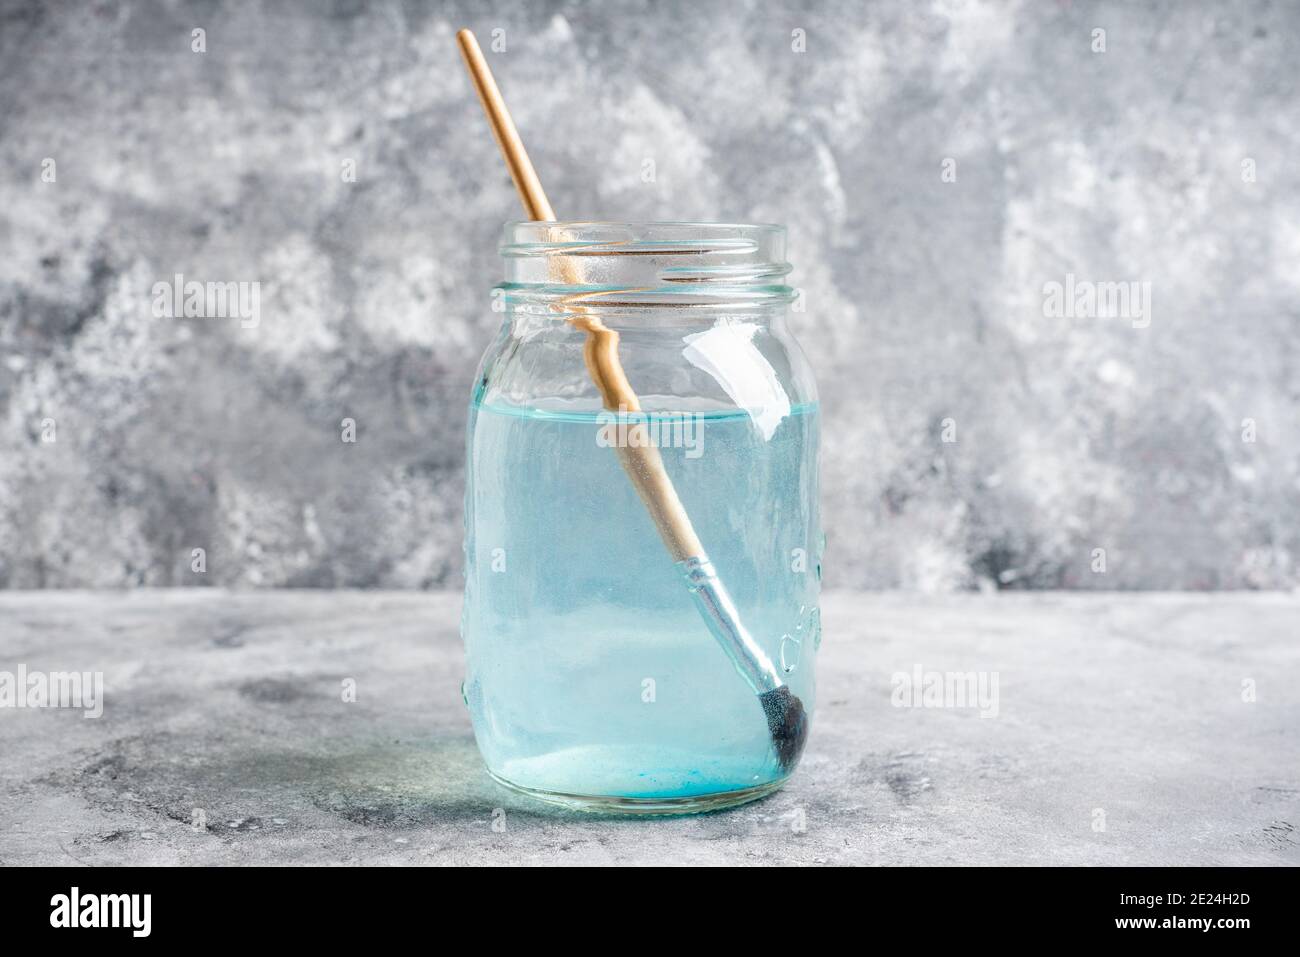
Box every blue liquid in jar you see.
[461,399,820,801]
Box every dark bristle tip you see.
[759,686,809,773]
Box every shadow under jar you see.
[461,222,822,813]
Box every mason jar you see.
[461,222,821,813]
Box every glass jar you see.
[461,222,821,813]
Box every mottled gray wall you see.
[1,0,1296,590]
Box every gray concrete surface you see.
[1,590,1295,866]
[2,0,1298,591]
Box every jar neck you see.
[497,221,796,315]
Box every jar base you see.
[487,770,787,816]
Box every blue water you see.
[461,399,821,800]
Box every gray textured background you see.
[1,0,1296,590]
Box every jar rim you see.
[498,221,794,308]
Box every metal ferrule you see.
[677,555,784,695]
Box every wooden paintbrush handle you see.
[456,30,554,221]
[576,315,704,562]
[457,28,706,563]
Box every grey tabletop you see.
[0,591,1296,866]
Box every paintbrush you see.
[456,29,807,773]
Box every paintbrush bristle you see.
[759,685,808,774]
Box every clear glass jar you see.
[461,222,821,813]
